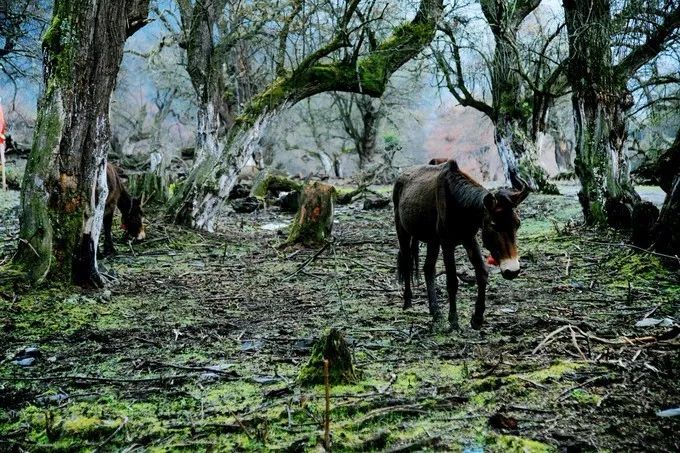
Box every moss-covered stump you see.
[286,181,336,246]
[298,328,359,386]
[251,168,302,199]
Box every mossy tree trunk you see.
[564,0,680,227]
[287,182,336,247]
[15,0,149,286]
[168,0,444,230]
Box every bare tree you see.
[0,0,48,91]
[168,0,445,231]
[16,0,150,286]
[432,0,568,190]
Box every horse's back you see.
[394,164,443,242]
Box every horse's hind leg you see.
[424,241,441,322]
[397,228,413,309]
[441,243,459,330]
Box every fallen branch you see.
[94,416,128,452]
[143,359,239,377]
[284,241,331,280]
[0,374,190,384]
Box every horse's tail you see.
[394,180,406,284]
[397,238,419,284]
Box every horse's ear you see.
[483,192,496,212]
[509,171,530,206]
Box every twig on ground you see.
[324,358,331,450]
[94,416,128,452]
[284,241,331,280]
[0,374,190,384]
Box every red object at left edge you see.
[0,103,6,145]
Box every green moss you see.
[522,360,582,383]
[250,170,302,199]
[569,389,602,405]
[486,434,555,452]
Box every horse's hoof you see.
[470,317,483,330]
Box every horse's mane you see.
[441,160,488,210]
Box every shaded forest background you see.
[2,0,676,183]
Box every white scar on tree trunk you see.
[497,133,519,184]
[83,116,109,272]
[191,106,287,231]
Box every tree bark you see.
[562,0,680,226]
[356,95,381,169]
[16,0,149,286]
[480,0,552,189]
[168,0,444,230]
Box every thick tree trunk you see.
[564,0,640,227]
[356,96,381,169]
[168,109,281,230]
[571,93,639,226]
[169,0,444,230]
[481,0,552,189]
[286,182,336,247]
[652,129,680,255]
[16,0,149,286]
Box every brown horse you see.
[103,163,145,255]
[393,159,528,330]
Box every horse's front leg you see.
[464,239,489,330]
[102,211,115,256]
[441,243,459,330]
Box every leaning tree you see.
[563,0,680,226]
[16,0,150,286]
[168,0,445,231]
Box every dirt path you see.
[1,188,678,451]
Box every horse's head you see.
[122,196,146,241]
[481,174,529,280]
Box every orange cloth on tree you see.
[0,103,6,144]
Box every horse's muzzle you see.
[500,258,520,280]
[501,269,520,280]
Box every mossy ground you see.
[1,186,678,451]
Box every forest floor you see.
[1,183,679,452]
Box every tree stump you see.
[298,328,359,386]
[286,181,336,246]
